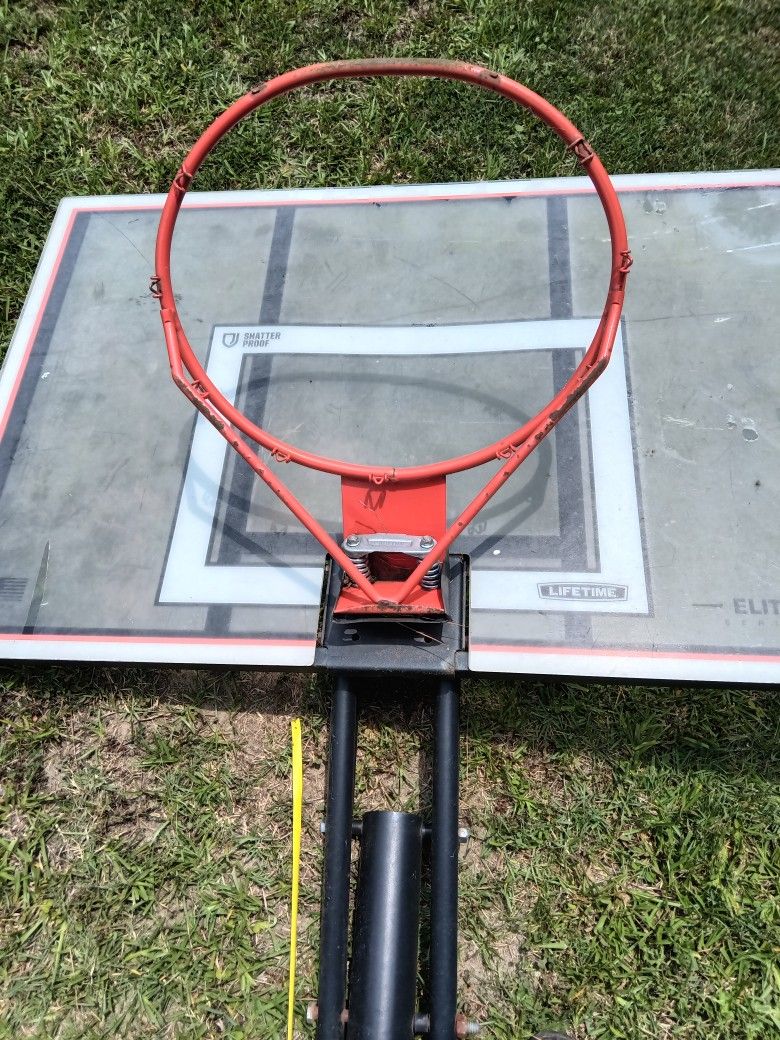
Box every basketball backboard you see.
[1,170,778,682]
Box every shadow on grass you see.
[4,663,778,783]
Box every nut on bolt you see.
[345,533,361,548]
[419,534,435,549]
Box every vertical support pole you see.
[430,677,460,1039]
[316,675,358,1040]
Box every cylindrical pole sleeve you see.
[348,811,424,1039]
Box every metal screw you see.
[455,1014,483,1036]
[419,534,435,549]
[458,826,471,844]
[345,534,361,548]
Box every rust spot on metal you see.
[198,402,224,430]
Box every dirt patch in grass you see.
[0,808,29,842]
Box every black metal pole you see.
[316,675,358,1040]
[429,677,460,1040]
[348,811,423,1039]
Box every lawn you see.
[1,1,779,1038]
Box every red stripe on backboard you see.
[470,643,780,665]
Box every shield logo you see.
[221,331,240,348]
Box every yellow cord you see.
[287,718,303,1040]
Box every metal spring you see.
[421,561,442,589]
[343,551,372,586]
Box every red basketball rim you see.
[153,59,632,609]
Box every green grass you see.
[2,673,779,1038]
[1,1,779,1037]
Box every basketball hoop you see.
[153,58,631,614]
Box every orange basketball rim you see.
[153,59,632,617]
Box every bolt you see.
[419,534,435,549]
[455,1014,483,1037]
[458,826,471,844]
[345,534,361,548]
[305,999,350,1024]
